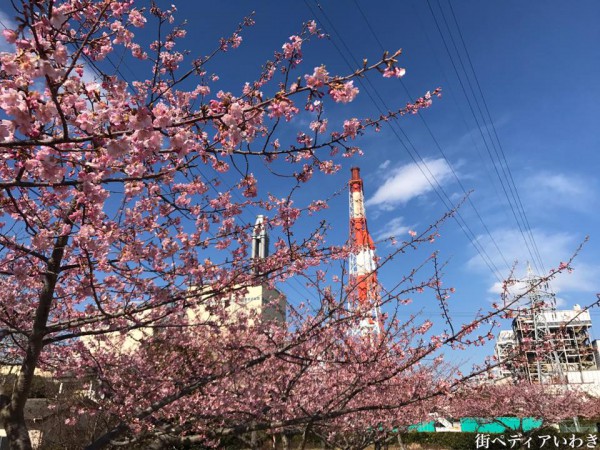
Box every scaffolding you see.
[513,307,597,383]
[506,270,597,384]
[495,330,517,379]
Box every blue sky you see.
[191,0,599,361]
[191,3,599,323]
[2,1,598,366]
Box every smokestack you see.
[252,215,269,261]
[348,167,382,335]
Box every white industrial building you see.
[494,272,600,394]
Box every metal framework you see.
[348,167,382,335]
[495,329,517,379]
[509,269,597,384]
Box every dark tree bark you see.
[0,234,69,450]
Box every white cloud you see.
[487,278,568,308]
[469,228,598,296]
[379,159,391,170]
[374,216,410,241]
[523,171,596,213]
[553,296,567,308]
[366,158,454,208]
[532,173,585,197]
[549,263,600,293]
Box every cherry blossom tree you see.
[447,382,600,435]
[0,1,592,449]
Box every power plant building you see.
[494,272,600,392]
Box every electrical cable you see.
[306,0,505,283]
[426,0,545,275]
[351,0,512,274]
[443,0,547,274]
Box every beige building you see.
[187,284,286,327]
[2,216,287,448]
[80,283,287,357]
[83,216,286,354]
[80,320,153,355]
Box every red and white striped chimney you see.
[348,167,382,334]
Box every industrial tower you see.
[252,215,269,269]
[348,167,383,335]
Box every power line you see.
[408,1,509,225]
[426,0,545,275]
[306,0,505,283]
[431,1,540,272]
[351,0,512,274]
[443,0,546,275]
[310,0,504,282]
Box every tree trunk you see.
[298,428,308,450]
[396,433,406,450]
[2,409,32,450]
[0,233,70,450]
[250,422,259,449]
[282,433,290,450]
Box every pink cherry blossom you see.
[231,33,243,48]
[309,119,328,134]
[383,66,406,78]
[282,35,302,59]
[305,65,329,89]
[329,80,359,103]
[342,118,361,139]
[0,3,567,450]
[268,97,298,121]
[128,9,147,27]
[2,29,17,44]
